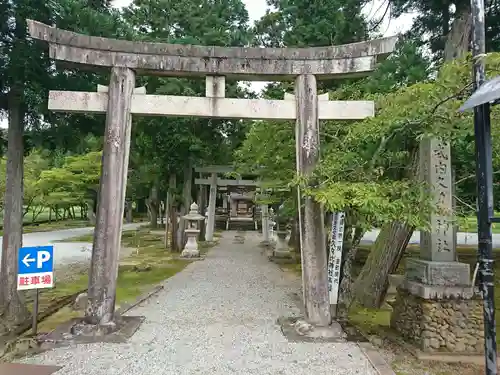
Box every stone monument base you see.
[391,285,484,353]
[406,258,470,286]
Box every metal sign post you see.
[17,245,55,336]
[460,1,499,373]
[327,212,345,317]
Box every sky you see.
[0,0,415,129]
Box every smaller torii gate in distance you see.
[194,165,264,241]
[27,19,396,333]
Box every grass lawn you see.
[0,206,90,236]
[0,206,84,225]
[460,214,500,234]
[0,205,150,236]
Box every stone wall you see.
[391,289,484,353]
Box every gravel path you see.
[21,231,377,375]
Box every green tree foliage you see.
[123,0,253,204]
[254,0,369,47]
[28,0,135,152]
[254,0,371,96]
[0,149,102,221]
[318,53,500,224]
[38,151,102,208]
[23,149,51,218]
[391,0,500,57]
[0,0,55,326]
[235,37,431,224]
[335,37,431,97]
[0,0,133,326]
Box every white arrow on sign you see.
[22,253,35,267]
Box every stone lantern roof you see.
[182,203,204,221]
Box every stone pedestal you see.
[181,228,200,258]
[391,287,484,353]
[273,230,292,259]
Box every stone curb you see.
[116,284,165,315]
[357,342,396,375]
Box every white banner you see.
[327,212,345,305]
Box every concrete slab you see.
[0,363,61,375]
[42,316,144,347]
[278,316,347,343]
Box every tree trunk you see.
[0,86,30,326]
[170,208,179,252]
[352,8,472,309]
[353,147,418,309]
[352,222,413,308]
[145,199,151,221]
[337,224,364,318]
[87,201,96,225]
[443,10,472,61]
[288,191,301,252]
[148,185,159,228]
[288,216,300,252]
[165,174,176,248]
[125,200,133,223]
[159,201,164,225]
[137,198,146,214]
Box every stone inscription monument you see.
[407,137,470,287]
[27,19,396,331]
[391,137,484,353]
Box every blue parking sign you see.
[17,246,54,290]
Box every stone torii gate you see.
[27,20,396,330]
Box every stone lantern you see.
[181,202,205,258]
